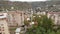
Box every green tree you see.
[25,14,54,34]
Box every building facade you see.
[47,12,60,25]
[7,10,27,27]
[0,13,10,34]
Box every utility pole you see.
[30,8,34,25]
[31,9,33,23]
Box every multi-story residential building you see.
[7,10,27,27]
[47,12,60,25]
[0,13,10,34]
[7,11,19,26]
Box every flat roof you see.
[0,13,7,18]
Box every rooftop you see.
[0,13,7,18]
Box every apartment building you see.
[7,10,27,27]
[47,12,60,25]
[7,11,18,26]
[0,13,10,34]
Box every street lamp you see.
[29,8,34,25]
[30,8,33,23]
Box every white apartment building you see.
[7,11,25,27]
[0,13,10,34]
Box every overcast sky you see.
[9,0,47,2]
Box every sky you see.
[9,0,47,2]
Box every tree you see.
[25,14,54,34]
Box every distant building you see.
[37,11,46,15]
[0,13,10,34]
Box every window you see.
[1,27,4,31]
[2,29,4,31]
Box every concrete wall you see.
[0,18,10,34]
